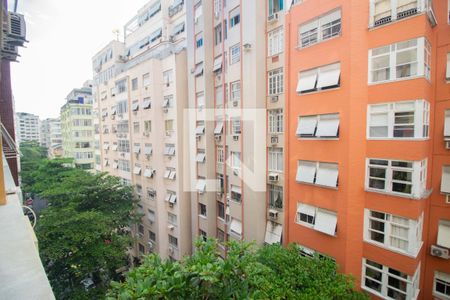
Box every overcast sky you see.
[9,0,149,119]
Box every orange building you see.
[285,0,450,299]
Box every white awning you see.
[162,99,170,108]
[196,179,206,193]
[169,170,176,180]
[132,103,139,111]
[112,162,118,169]
[296,116,317,137]
[300,19,319,34]
[264,221,282,244]
[296,161,316,184]
[133,145,141,154]
[103,159,109,167]
[111,107,117,115]
[133,166,141,175]
[296,71,317,93]
[437,221,450,248]
[143,100,151,109]
[229,219,242,236]
[103,143,110,150]
[164,169,171,179]
[195,125,205,135]
[149,28,162,42]
[144,145,153,155]
[214,122,224,135]
[169,194,177,204]
[194,62,204,77]
[441,166,450,194]
[168,146,175,156]
[313,209,337,236]
[315,162,338,188]
[231,185,241,194]
[165,193,171,202]
[317,64,341,89]
[144,168,154,178]
[172,22,185,36]
[196,153,206,163]
[316,114,340,137]
[296,203,316,217]
[213,56,223,72]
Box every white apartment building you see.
[15,112,40,144]
[40,118,62,158]
[186,0,285,253]
[60,81,95,170]
[92,0,190,262]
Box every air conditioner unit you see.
[271,135,278,144]
[233,135,239,141]
[215,135,221,142]
[163,108,169,113]
[168,246,175,254]
[232,101,238,107]
[268,173,279,182]
[270,95,279,102]
[168,225,175,230]
[268,13,279,23]
[243,43,252,51]
[6,12,27,46]
[148,241,154,248]
[118,55,127,62]
[269,210,278,220]
[431,245,449,259]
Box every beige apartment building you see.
[92,0,190,261]
[61,81,95,170]
[186,0,286,252]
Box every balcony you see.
[0,152,54,299]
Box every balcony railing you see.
[168,1,184,17]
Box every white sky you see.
[10,0,149,119]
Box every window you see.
[196,121,205,136]
[367,100,430,139]
[168,234,178,248]
[268,109,283,133]
[231,152,241,169]
[194,62,204,77]
[268,27,283,56]
[149,230,156,242]
[369,0,427,27]
[196,177,206,193]
[196,92,205,109]
[230,81,240,102]
[230,185,241,202]
[172,22,185,36]
[144,120,151,133]
[133,121,140,133]
[268,147,283,172]
[296,203,337,236]
[296,62,341,93]
[116,101,128,114]
[296,160,339,188]
[163,69,173,86]
[144,143,153,156]
[230,44,240,64]
[138,243,145,254]
[217,146,224,164]
[194,2,202,24]
[229,218,242,238]
[217,228,225,244]
[364,209,423,255]
[131,78,138,90]
[132,100,139,112]
[441,166,450,194]
[116,79,127,94]
[229,7,240,28]
[434,271,450,299]
[265,221,283,244]
[165,119,174,132]
[213,56,223,73]
[118,140,130,153]
[366,158,427,198]
[217,174,224,193]
[196,33,203,48]
[168,212,177,226]
[164,168,176,180]
[218,201,225,219]
[362,259,420,300]
[164,144,176,156]
[296,113,340,138]
[196,149,206,163]
[143,73,150,86]
[268,184,283,210]
[215,86,224,107]
[298,9,341,48]
[437,220,450,248]
[214,24,222,45]
[148,209,156,223]
[199,203,207,217]
[447,53,450,80]
[268,0,283,16]
[268,68,283,95]
[369,37,431,83]
[231,118,241,134]
[118,159,130,172]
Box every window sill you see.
[297,86,340,96]
[365,187,430,200]
[368,12,425,31]
[296,136,339,141]
[295,221,337,237]
[368,75,430,86]
[296,34,342,51]
[367,137,429,141]
[199,215,207,220]
[363,239,422,259]
[296,180,338,190]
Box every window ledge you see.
[294,221,337,237]
[296,180,338,190]
[297,86,340,96]
[367,137,429,141]
[296,137,339,141]
[363,239,422,259]
[368,75,429,86]
[295,34,342,51]
[199,215,207,220]
[368,12,426,31]
[365,188,431,200]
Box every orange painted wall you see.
[285,0,449,299]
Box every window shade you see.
[296,116,317,136]
[316,163,338,187]
[230,219,242,235]
[264,221,283,244]
[313,209,337,236]
[317,64,340,89]
[437,221,450,248]
[441,166,450,194]
[296,161,316,183]
[316,114,339,137]
[296,71,317,93]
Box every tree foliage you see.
[19,141,48,194]
[21,154,139,299]
[107,239,368,300]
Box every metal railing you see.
[0,122,19,159]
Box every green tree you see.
[19,141,47,194]
[26,159,139,299]
[107,239,368,300]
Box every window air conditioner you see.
[268,173,279,182]
[270,95,279,102]
[232,101,238,107]
[148,241,154,248]
[168,225,175,231]
[233,135,239,141]
[271,135,278,144]
[215,135,221,142]
[268,13,279,23]
[431,245,449,259]
[168,246,175,254]
[269,210,278,220]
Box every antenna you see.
[112,29,120,41]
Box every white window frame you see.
[295,203,337,236]
[268,68,284,95]
[269,109,283,133]
[217,146,224,164]
[367,100,429,139]
[296,160,339,188]
[231,151,241,170]
[447,53,450,81]
[296,62,341,93]
[441,166,450,194]
[364,209,423,256]
[268,27,284,56]
[268,147,283,172]
[230,43,241,65]
[362,258,420,300]
[365,158,427,199]
[230,81,241,102]
[369,0,429,28]
[298,9,342,48]
[437,220,450,248]
[369,37,431,84]
[296,113,340,138]
[231,118,241,135]
[445,110,450,140]
[434,271,450,300]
